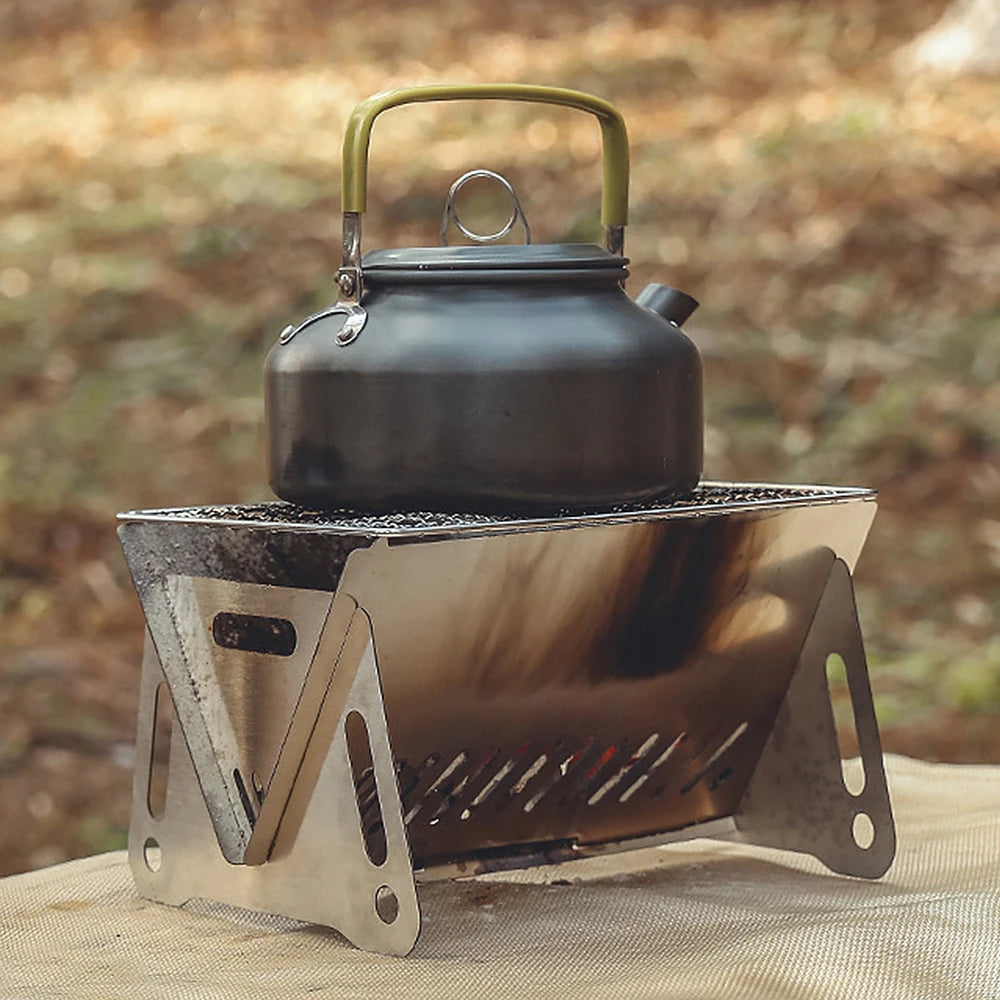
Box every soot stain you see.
[597,516,759,681]
[455,516,762,692]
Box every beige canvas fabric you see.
[1,755,998,999]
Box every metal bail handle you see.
[439,169,532,246]
[339,84,630,287]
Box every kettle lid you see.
[362,243,629,285]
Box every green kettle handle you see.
[342,84,629,226]
[335,85,630,303]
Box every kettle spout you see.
[635,283,699,327]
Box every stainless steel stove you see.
[119,482,895,954]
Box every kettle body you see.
[266,244,702,512]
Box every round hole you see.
[374,884,399,924]
[143,837,162,873]
[852,812,875,850]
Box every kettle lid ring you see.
[439,169,532,247]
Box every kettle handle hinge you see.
[606,225,624,257]
[339,211,364,301]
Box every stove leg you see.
[732,558,896,878]
[128,602,420,955]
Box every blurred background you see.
[1,0,998,877]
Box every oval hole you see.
[143,837,162,873]
[212,612,296,656]
[375,885,399,924]
[852,811,875,850]
[345,711,387,866]
[147,682,173,819]
[825,653,866,796]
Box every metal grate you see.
[118,482,875,538]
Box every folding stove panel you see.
[119,484,896,954]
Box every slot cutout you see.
[345,711,387,866]
[825,652,866,796]
[147,682,173,820]
[212,612,297,656]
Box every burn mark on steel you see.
[600,517,758,679]
[119,521,374,594]
[454,515,763,691]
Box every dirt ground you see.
[0,0,998,878]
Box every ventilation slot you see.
[620,732,687,803]
[679,722,748,795]
[407,751,470,827]
[395,724,753,830]
[524,738,597,813]
[463,752,518,815]
[400,753,444,825]
[587,733,660,806]
[405,742,555,828]
[459,749,504,820]
[510,753,548,796]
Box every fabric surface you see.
[1,755,998,999]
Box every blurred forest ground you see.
[0,0,998,877]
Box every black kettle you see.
[265,84,702,513]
